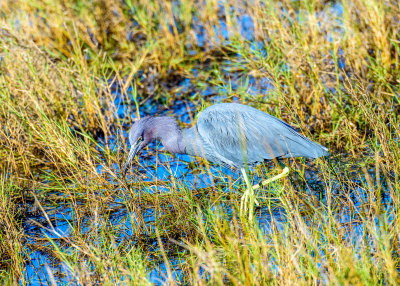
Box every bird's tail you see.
[282,133,329,159]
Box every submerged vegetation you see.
[0,0,400,284]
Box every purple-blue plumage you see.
[128,116,186,154]
[123,103,329,173]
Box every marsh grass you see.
[1,0,400,284]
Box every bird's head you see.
[123,116,154,174]
[123,115,182,174]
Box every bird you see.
[123,103,329,220]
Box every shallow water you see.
[23,75,392,285]
[20,2,395,284]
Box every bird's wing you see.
[195,103,327,167]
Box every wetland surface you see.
[1,0,400,284]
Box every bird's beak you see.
[123,137,142,174]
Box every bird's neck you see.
[150,117,186,154]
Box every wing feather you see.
[195,103,328,167]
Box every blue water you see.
[23,79,387,284]
[20,1,390,284]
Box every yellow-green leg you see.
[251,166,290,191]
[240,168,257,221]
[240,166,290,220]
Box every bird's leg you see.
[240,168,259,220]
[252,163,290,191]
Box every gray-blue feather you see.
[183,103,329,168]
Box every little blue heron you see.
[124,103,329,219]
